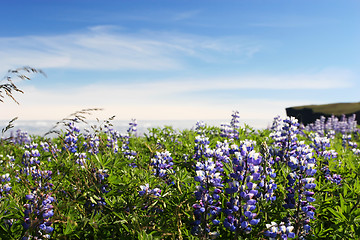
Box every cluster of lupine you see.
[138,183,162,197]
[223,140,263,235]
[10,129,32,145]
[342,134,356,148]
[213,141,231,163]
[191,115,315,239]
[341,134,360,156]
[63,121,81,153]
[310,133,334,158]
[194,120,206,135]
[0,154,15,176]
[285,143,316,235]
[269,116,300,164]
[83,131,100,155]
[96,169,110,194]
[138,183,163,214]
[23,192,55,240]
[305,114,358,135]
[220,110,240,139]
[0,155,17,229]
[192,121,223,239]
[39,141,50,153]
[1,110,359,239]
[12,136,56,239]
[260,142,278,202]
[120,119,138,167]
[39,141,60,162]
[310,133,342,185]
[324,171,342,186]
[150,151,174,181]
[22,143,41,166]
[264,220,295,239]
[104,123,121,153]
[127,118,137,136]
[192,159,223,238]
[74,152,87,167]
[270,117,317,238]
[20,143,55,239]
[100,120,138,166]
[0,173,11,199]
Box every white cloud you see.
[0,27,355,126]
[0,27,261,73]
[248,15,337,28]
[0,68,351,123]
[74,68,353,96]
[0,89,296,125]
[173,10,201,21]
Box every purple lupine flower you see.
[220,123,232,138]
[264,222,278,239]
[138,183,163,215]
[23,192,55,238]
[20,141,56,239]
[104,124,121,153]
[1,173,10,182]
[0,173,12,200]
[223,140,262,236]
[127,119,137,136]
[309,132,342,185]
[111,119,138,167]
[220,111,240,139]
[138,183,162,198]
[40,141,50,152]
[264,221,295,240]
[213,141,231,163]
[306,114,358,135]
[269,116,319,238]
[25,194,34,200]
[22,143,41,166]
[95,169,110,192]
[259,142,278,202]
[150,151,174,181]
[63,121,81,153]
[192,128,223,238]
[83,132,100,155]
[138,183,149,196]
[287,145,316,236]
[10,129,32,145]
[194,121,206,135]
[74,152,88,166]
[269,116,300,163]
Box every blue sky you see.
[1,0,359,127]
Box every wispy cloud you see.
[0,85,306,122]
[0,68,353,121]
[248,15,338,28]
[0,26,261,73]
[88,68,352,93]
[173,10,201,21]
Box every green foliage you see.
[0,119,359,239]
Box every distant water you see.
[0,118,273,138]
